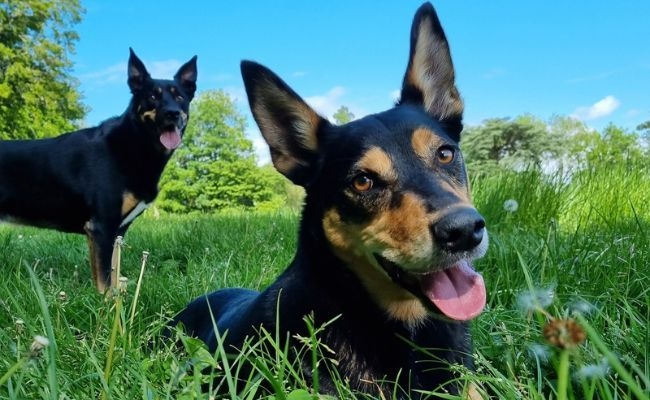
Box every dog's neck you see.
[100,111,174,198]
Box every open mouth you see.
[159,124,182,150]
[375,255,486,321]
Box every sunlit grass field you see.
[0,164,648,399]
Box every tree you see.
[570,123,646,170]
[461,114,564,171]
[157,90,286,213]
[637,120,650,155]
[637,120,650,135]
[333,105,354,125]
[0,0,86,140]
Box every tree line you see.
[2,0,648,213]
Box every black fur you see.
[174,3,486,398]
[0,49,197,292]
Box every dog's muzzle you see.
[374,209,488,322]
[375,254,486,321]
[159,110,184,150]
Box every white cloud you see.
[482,68,506,80]
[79,62,126,85]
[566,71,615,84]
[305,86,346,119]
[390,89,401,102]
[222,85,248,104]
[570,95,620,121]
[292,71,308,78]
[246,127,271,165]
[79,59,182,87]
[147,60,182,79]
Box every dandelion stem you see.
[102,237,124,400]
[129,251,149,333]
[101,294,122,400]
[557,350,570,400]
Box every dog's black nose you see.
[164,110,180,120]
[433,208,485,252]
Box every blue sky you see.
[73,1,650,163]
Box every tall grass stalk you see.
[25,261,58,399]
[101,236,125,400]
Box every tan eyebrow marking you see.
[356,146,397,182]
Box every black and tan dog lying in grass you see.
[0,49,197,292]
[174,3,487,398]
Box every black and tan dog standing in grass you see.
[0,49,197,292]
[175,3,487,398]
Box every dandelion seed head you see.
[575,357,610,379]
[118,276,128,293]
[569,299,598,316]
[543,318,586,349]
[516,286,555,312]
[503,199,519,212]
[15,319,25,334]
[528,343,551,363]
[30,335,50,354]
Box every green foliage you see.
[332,105,354,125]
[462,114,564,171]
[636,120,650,135]
[0,0,86,139]
[569,123,648,170]
[158,90,288,213]
[1,160,649,399]
[470,168,567,235]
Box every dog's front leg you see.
[84,220,119,293]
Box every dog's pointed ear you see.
[127,48,151,94]
[241,60,327,186]
[175,56,198,99]
[399,3,464,139]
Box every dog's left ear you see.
[174,56,198,99]
[241,60,327,187]
[399,3,464,140]
[127,48,151,93]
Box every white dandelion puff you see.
[30,335,50,355]
[503,199,519,212]
[575,357,610,380]
[528,343,551,363]
[516,286,555,312]
[568,298,598,316]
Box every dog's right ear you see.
[399,3,464,140]
[174,55,198,100]
[127,48,151,94]
[241,61,327,186]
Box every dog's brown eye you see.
[352,174,373,192]
[436,147,455,164]
[149,94,157,102]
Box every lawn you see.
[0,165,648,399]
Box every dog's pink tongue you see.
[160,128,181,150]
[421,261,486,321]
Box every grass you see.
[0,163,648,399]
